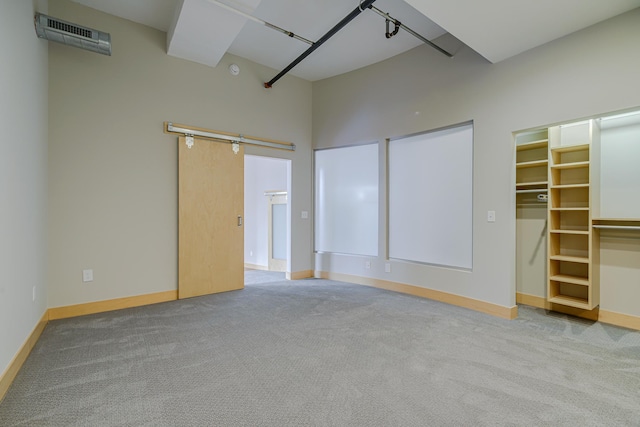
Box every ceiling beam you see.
[167,0,263,67]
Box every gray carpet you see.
[1,272,639,426]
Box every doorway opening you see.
[244,155,291,285]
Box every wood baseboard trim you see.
[316,271,517,320]
[516,292,546,308]
[516,292,640,330]
[516,292,599,320]
[244,263,268,271]
[0,310,49,402]
[48,290,178,320]
[599,310,640,331]
[287,270,313,280]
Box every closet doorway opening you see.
[244,155,291,284]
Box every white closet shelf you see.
[550,183,589,189]
[550,207,590,211]
[549,274,590,286]
[516,159,548,168]
[550,254,590,263]
[550,161,590,170]
[516,139,548,151]
[516,181,548,188]
[551,143,590,153]
[548,295,590,310]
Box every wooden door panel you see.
[178,136,244,299]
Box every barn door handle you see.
[237,216,243,226]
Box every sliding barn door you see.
[178,136,244,299]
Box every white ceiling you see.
[71,0,640,82]
[405,0,640,63]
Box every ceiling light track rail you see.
[264,0,379,88]
[207,0,313,45]
[263,0,453,88]
[368,5,453,58]
[165,122,296,151]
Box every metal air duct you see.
[34,13,111,56]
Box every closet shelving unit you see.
[547,121,600,310]
[517,110,640,320]
[516,138,549,196]
[515,131,549,301]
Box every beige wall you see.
[0,0,49,378]
[47,0,312,308]
[312,9,640,312]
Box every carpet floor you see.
[1,272,639,426]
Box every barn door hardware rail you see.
[164,122,295,151]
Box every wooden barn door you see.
[178,136,244,299]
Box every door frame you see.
[243,154,292,275]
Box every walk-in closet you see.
[515,109,640,324]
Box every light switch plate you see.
[82,269,94,282]
[487,210,496,223]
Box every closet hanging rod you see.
[165,122,295,151]
[593,225,640,230]
[516,189,548,194]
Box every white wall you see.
[0,0,48,379]
[244,155,288,268]
[47,0,312,308]
[312,9,640,310]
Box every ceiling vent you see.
[34,13,111,56]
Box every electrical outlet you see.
[82,269,94,282]
[365,261,371,269]
[301,211,309,219]
[385,263,391,273]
